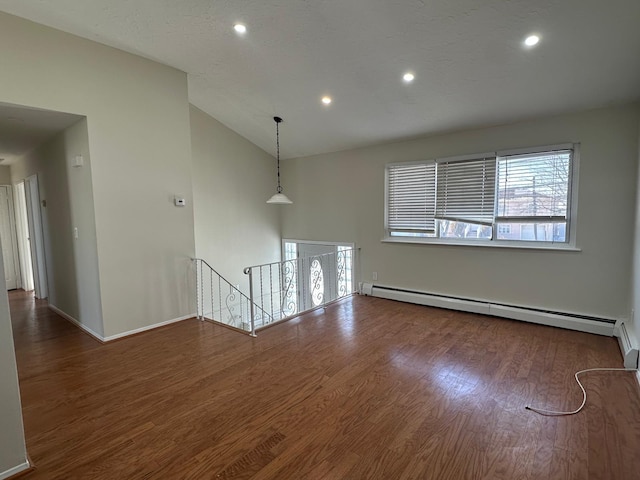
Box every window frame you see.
[384,143,580,251]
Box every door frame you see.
[24,174,48,299]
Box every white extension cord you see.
[526,367,639,416]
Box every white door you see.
[0,186,20,290]
[297,243,338,310]
[14,182,34,291]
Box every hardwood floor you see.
[9,290,640,479]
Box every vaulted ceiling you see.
[0,0,639,158]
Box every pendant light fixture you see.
[266,116,293,204]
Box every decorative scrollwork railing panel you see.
[244,246,357,332]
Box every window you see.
[435,154,496,240]
[387,162,436,236]
[497,224,511,235]
[495,150,571,242]
[385,145,574,245]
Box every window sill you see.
[381,236,581,252]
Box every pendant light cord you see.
[266,115,291,204]
[276,118,282,193]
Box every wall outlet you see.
[372,272,378,281]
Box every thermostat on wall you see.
[174,197,186,207]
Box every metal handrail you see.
[243,247,358,271]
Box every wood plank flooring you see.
[9,290,640,479]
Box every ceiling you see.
[0,0,639,159]
[0,103,83,165]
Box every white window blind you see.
[496,150,571,220]
[435,156,497,225]
[387,162,436,234]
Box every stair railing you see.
[243,247,358,331]
[193,258,272,336]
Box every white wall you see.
[0,166,11,184]
[632,119,640,346]
[11,119,103,336]
[191,106,281,288]
[282,104,640,321]
[0,256,28,477]
[0,11,195,338]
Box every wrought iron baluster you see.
[278,264,282,320]
[195,260,199,319]
[310,256,323,307]
[280,260,296,317]
[260,266,264,320]
[200,260,204,319]
[337,250,347,297]
[245,267,256,336]
[269,264,274,321]
[225,284,237,325]
[240,286,244,330]
[302,256,307,311]
[217,275,222,322]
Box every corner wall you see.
[282,104,640,321]
[190,106,281,288]
[0,262,28,477]
[11,118,103,336]
[632,117,640,348]
[0,11,195,338]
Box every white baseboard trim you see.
[367,284,616,337]
[48,304,196,343]
[102,313,195,342]
[48,304,105,342]
[0,461,30,480]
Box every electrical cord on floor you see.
[525,367,638,416]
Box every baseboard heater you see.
[615,321,640,369]
[362,283,616,337]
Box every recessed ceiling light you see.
[321,96,332,105]
[234,24,247,34]
[403,72,415,83]
[524,35,540,47]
